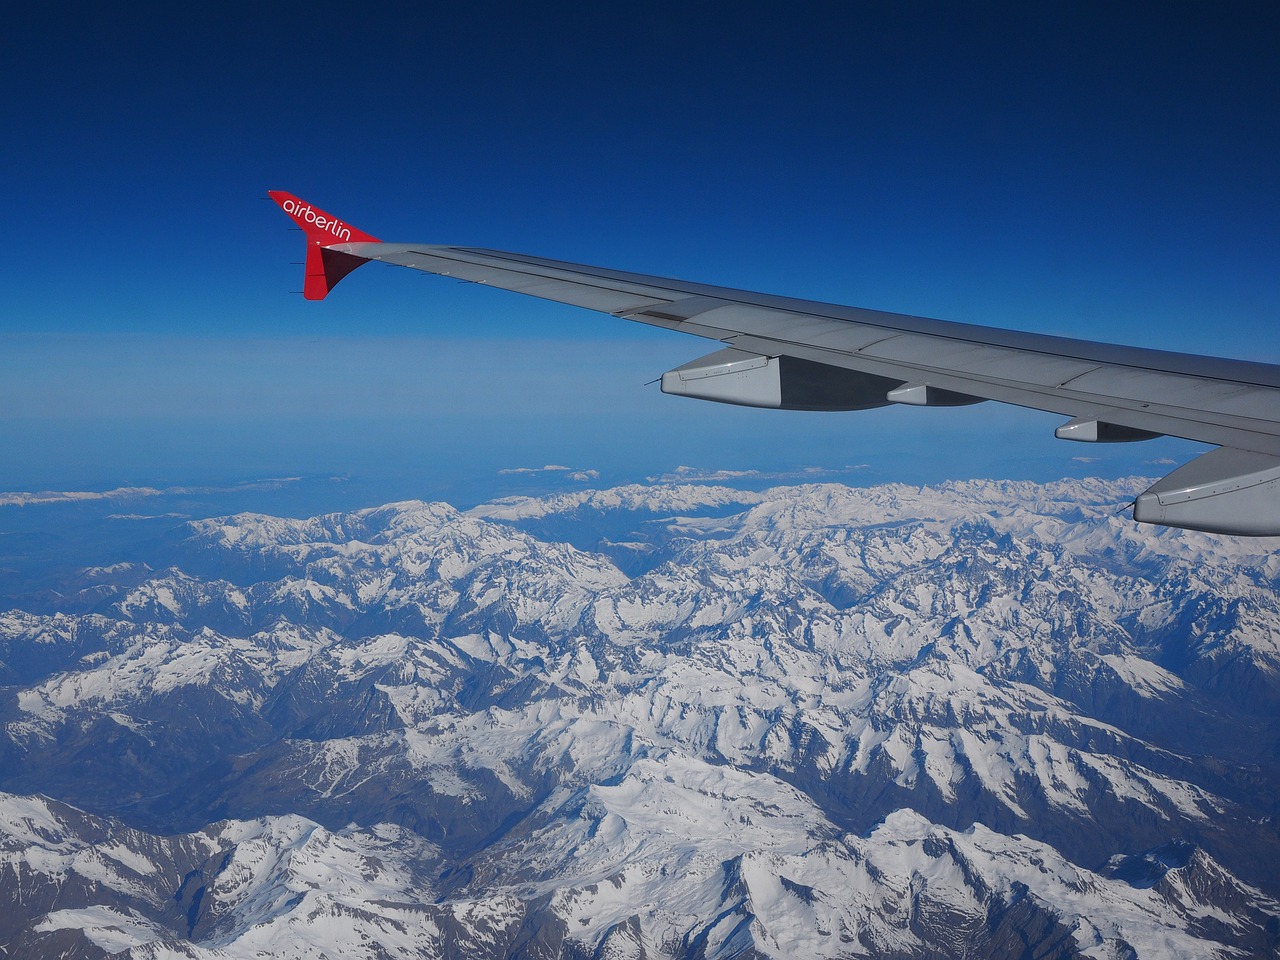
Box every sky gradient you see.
[4,2,1279,503]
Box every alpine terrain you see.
[1,477,1279,958]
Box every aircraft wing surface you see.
[270,190,1280,537]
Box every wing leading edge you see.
[270,191,1280,537]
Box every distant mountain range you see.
[2,477,1278,958]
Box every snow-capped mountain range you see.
[1,477,1278,958]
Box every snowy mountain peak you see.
[1,477,1278,957]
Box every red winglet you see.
[268,191,380,300]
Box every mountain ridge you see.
[1,477,1278,957]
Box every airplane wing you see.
[269,191,1280,537]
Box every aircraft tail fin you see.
[268,191,380,300]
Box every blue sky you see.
[3,2,1279,503]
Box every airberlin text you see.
[282,199,353,242]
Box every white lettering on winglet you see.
[281,198,353,242]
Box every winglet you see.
[268,191,380,300]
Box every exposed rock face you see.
[1,478,1278,958]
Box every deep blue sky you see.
[3,2,1279,502]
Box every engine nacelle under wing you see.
[661,348,903,411]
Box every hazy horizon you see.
[5,4,1275,505]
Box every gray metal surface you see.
[329,239,1280,535]
[341,241,1280,457]
[1133,447,1280,536]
